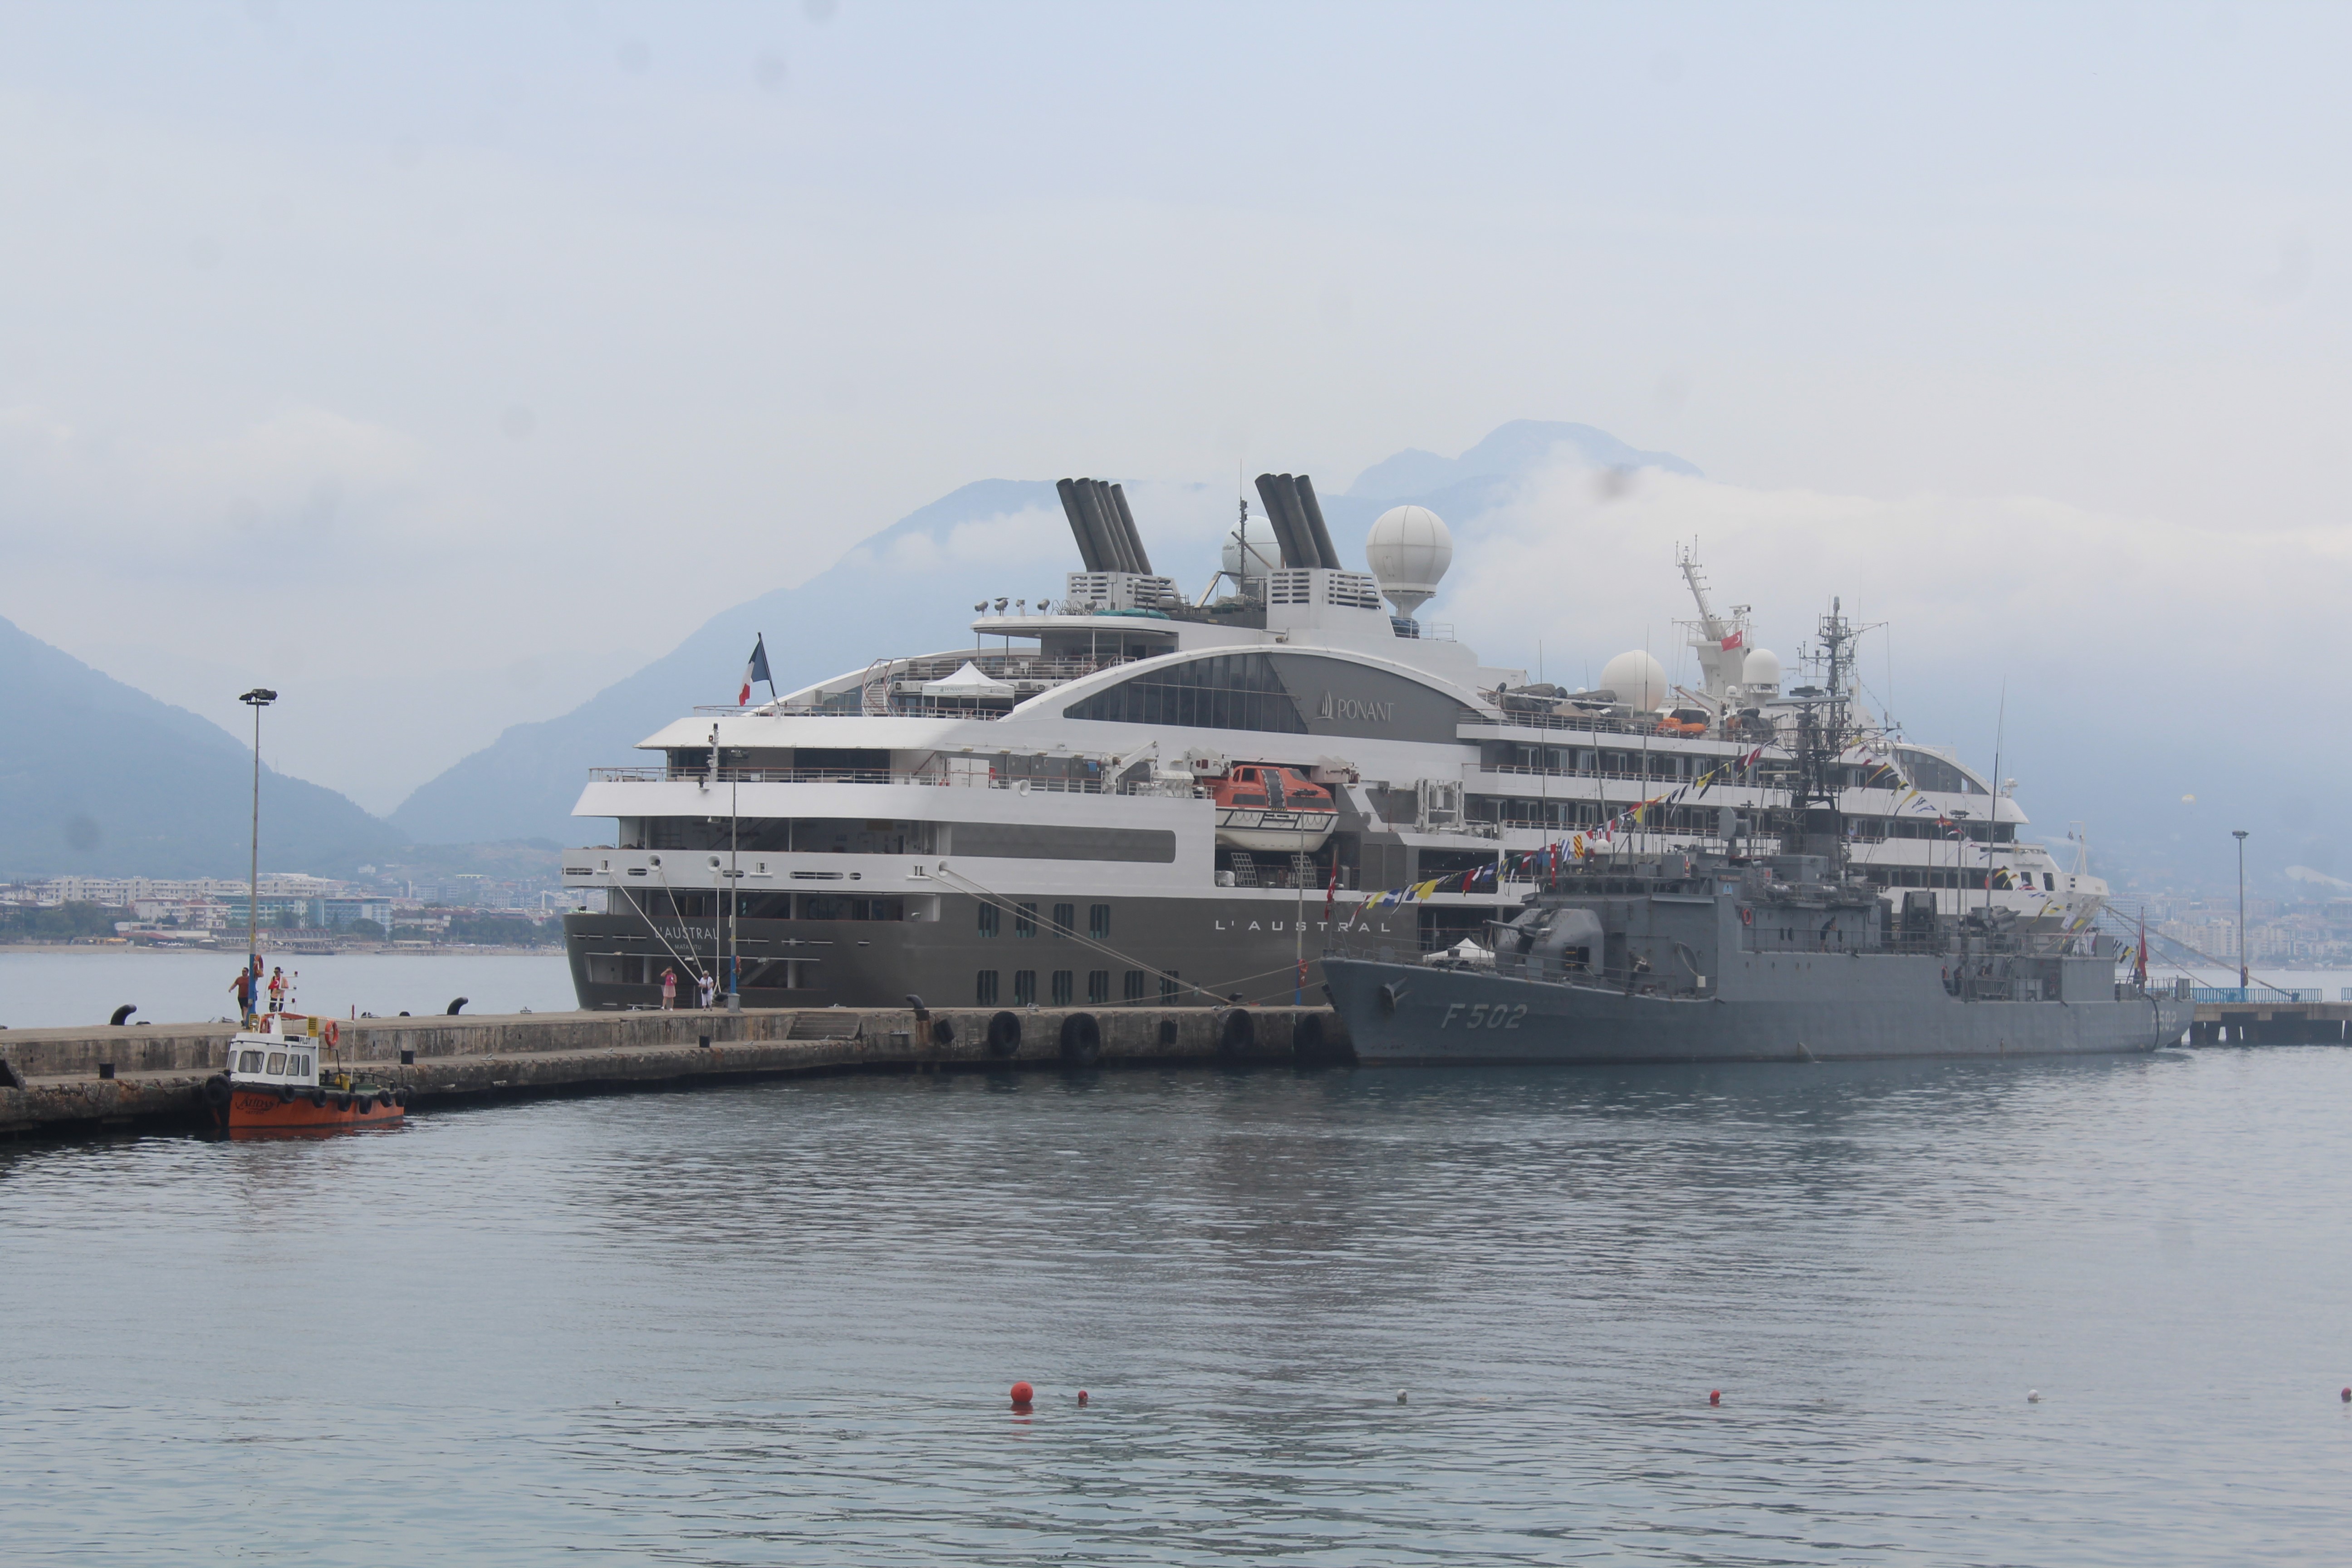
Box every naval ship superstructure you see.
[558,471,2108,1012]
[1323,602,2189,1064]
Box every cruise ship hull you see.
[1323,955,2192,1066]
[562,894,1416,1011]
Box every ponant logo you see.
[1318,691,1395,724]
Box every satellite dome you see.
[1740,647,1782,696]
[1598,650,1669,712]
[1364,505,1452,619]
[1221,516,1277,583]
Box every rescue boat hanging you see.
[1205,763,1338,852]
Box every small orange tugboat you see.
[1204,763,1338,851]
[199,1014,407,1138]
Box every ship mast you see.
[1786,598,1877,867]
[1675,543,1751,707]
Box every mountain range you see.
[0,615,405,879]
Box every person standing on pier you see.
[229,965,254,1023]
[696,972,715,1009]
[660,966,678,1010]
[267,966,287,1014]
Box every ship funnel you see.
[1254,471,1342,569]
[1075,479,1134,574]
[1107,482,1154,575]
[1293,475,1342,570]
[1057,478,1111,571]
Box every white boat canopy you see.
[921,661,1015,698]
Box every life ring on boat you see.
[322,1020,340,1049]
[1739,906,1753,926]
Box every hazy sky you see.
[2,2,2346,829]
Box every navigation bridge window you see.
[646,818,935,855]
[1063,652,1307,734]
[1896,748,1989,795]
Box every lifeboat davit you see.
[198,1014,408,1138]
[1207,764,1338,852]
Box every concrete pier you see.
[0,1005,1353,1138]
[2190,1001,2352,1045]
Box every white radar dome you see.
[1221,517,1277,583]
[1364,505,1453,619]
[1740,647,1782,696]
[1598,650,1669,712]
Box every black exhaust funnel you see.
[1076,480,1136,573]
[1293,474,1342,571]
[1107,483,1154,575]
[1057,478,1110,571]
[1253,473,1310,568]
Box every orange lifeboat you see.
[198,1014,407,1138]
[1205,763,1338,852]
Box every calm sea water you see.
[0,949,575,1029]
[7,1049,2352,1564]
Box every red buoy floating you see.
[1010,1381,1035,1409]
[1077,1389,1089,1406]
[1709,1390,1722,1406]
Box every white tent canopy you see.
[921,661,1015,698]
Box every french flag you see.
[738,635,773,706]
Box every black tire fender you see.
[1218,1008,1255,1057]
[985,1010,1021,1058]
[1058,1012,1101,1064]
[201,1075,231,1108]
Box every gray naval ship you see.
[1324,604,2192,1066]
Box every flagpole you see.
[728,772,740,1010]
[1985,684,2005,925]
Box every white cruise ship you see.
[557,472,2106,1010]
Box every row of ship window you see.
[977,902,1112,939]
[975,969,1177,1006]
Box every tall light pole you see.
[2233,828,2250,991]
[240,688,277,1022]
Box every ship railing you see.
[587,765,1205,799]
[1486,761,1776,785]
[691,655,1149,717]
[2193,985,2323,1004]
[1483,950,1713,996]
[1221,863,1359,892]
[1465,710,1784,743]
[695,701,1016,720]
